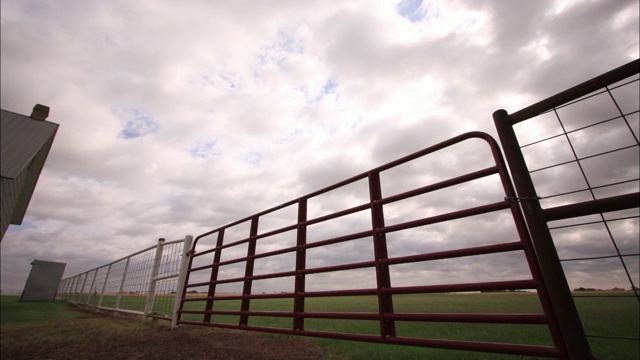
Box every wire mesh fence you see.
[494,59,639,359]
[58,236,192,319]
[513,73,639,292]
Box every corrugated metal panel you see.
[1,108,59,240]
[0,109,59,179]
[10,134,56,224]
[21,260,67,301]
[0,172,27,239]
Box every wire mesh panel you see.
[494,59,639,360]
[117,247,157,313]
[177,132,573,358]
[58,237,191,319]
[148,241,187,317]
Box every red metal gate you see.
[176,131,572,358]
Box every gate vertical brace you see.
[144,238,166,318]
[368,171,395,339]
[204,231,225,323]
[176,236,198,326]
[487,131,569,358]
[494,109,593,360]
[293,198,308,331]
[240,217,259,326]
[172,235,193,328]
[98,264,112,308]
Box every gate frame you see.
[176,131,574,358]
[493,58,640,360]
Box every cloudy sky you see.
[1,0,638,295]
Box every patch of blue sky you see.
[6,219,35,234]
[118,108,159,139]
[193,65,241,90]
[277,28,305,54]
[243,151,263,167]
[314,78,338,102]
[219,73,241,90]
[350,116,364,131]
[189,139,221,159]
[322,78,337,94]
[397,0,427,23]
[256,28,305,67]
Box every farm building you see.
[0,104,59,241]
[20,259,66,301]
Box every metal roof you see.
[1,107,59,239]
[1,109,59,179]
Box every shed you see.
[1,104,59,240]
[20,259,66,301]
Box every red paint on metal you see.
[176,131,568,357]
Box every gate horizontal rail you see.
[177,131,568,358]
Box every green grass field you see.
[20,292,640,359]
[0,296,87,325]
[176,292,639,360]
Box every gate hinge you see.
[504,196,542,204]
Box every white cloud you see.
[1,0,638,295]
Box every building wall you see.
[0,170,28,240]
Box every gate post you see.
[144,238,166,319]
[172,235,193,328]
[494,109,593,360]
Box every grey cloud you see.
[1,0,637,292]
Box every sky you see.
[1,0,638,295]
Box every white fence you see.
[57,236,192,325]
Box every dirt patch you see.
[1,308,333,360]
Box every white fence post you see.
[59,236,191,320]
[144,238,166,318]
[98,264,111,308]
[86,270,98,305]
[171,235,193,328]
[68,276,77,301]
[63,278,70,298]
[77,274,88,303]
[57,278,66,299]
[115,257,130,309]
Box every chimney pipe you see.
[30,104,50,121]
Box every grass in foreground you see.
[8,293,639,359]
[0,296,86,325]
[0,296,326,360]
[179,292,639,360]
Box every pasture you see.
[0,296,324,360]
[61,291,639,359]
